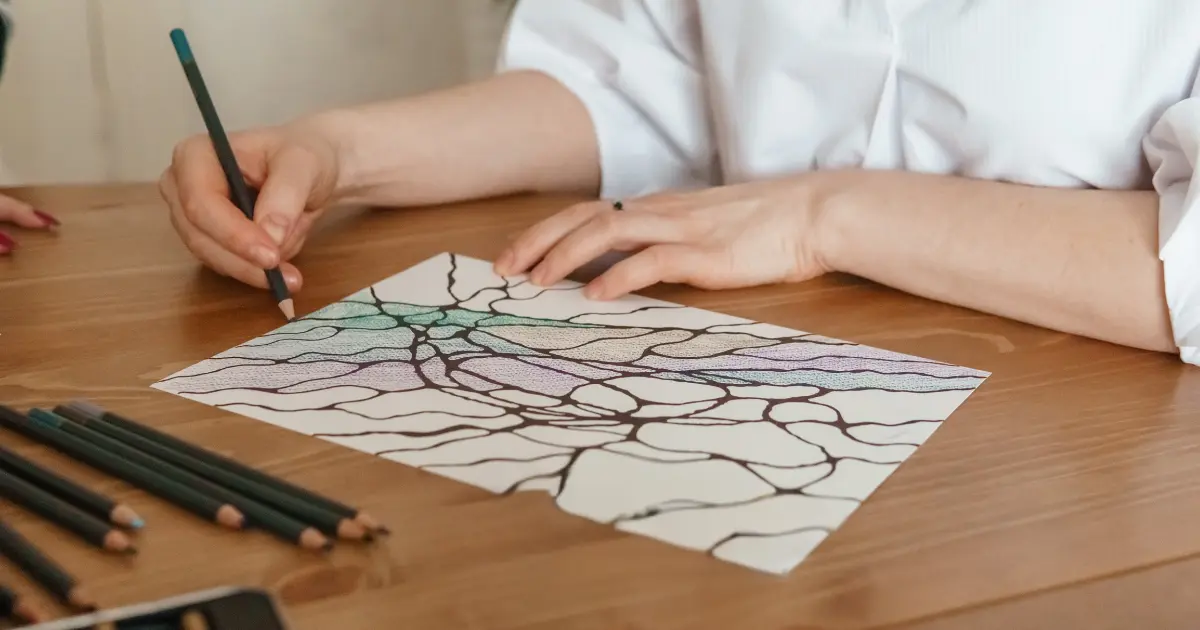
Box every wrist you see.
[288,109,370,203]
[811,170,870,276]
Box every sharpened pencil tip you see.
[279,298,296,321]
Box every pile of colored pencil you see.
[0,401,386,622]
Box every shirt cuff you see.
[1146,97,1200,365]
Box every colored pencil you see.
[0,472,136,555]
[54,404,369,542]
[0,584,46,624]
[0,517,95,611]
[0,442,143,529]
[0,407,243,530]
[68,399,388,535]
[168,27,294,321]
[27,410,330,553]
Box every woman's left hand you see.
[0,193,58,255]
[494,176,837,299]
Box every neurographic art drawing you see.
[152,253,989,574]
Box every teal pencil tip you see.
[169,28,194,64]
[131,518,145,529]
[26,409,59,426]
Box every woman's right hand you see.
[159,121,343,292]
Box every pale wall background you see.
[0,0,516,185]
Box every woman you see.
[0,0,59,255]
[160,0,1200,366]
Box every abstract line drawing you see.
[152,252,989,575]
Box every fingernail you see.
[32,209,60,227]
[583,283,601,299]
[0,231,14,253]
[253,245,279,268]
[262,215,290,246]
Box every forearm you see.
[300,70,600,206]
[819,169,1176,353]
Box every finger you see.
[165,171,300,289]
[0,194,57,229]
[172,136,280,268]
[583,244,703,300]
[494,201,605,276]
[530,211,688,286]
[0,230,13,254]
[279,210,318,261]
[171,204,303,291]
[254,144,327,247]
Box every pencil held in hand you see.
[169,27,294,321]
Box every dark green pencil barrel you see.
[76,403,357,517]
[0,443,115,521]
[0,472,114,550]
[170,27,290,307]
[55,405,345,536]
[30,410,315,547]
[0,585,15,619]
[0,407,227,524]
[0,519,75,607]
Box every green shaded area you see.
[382,303,441,317]
[467,331,543,356]
[307,301,382,320]
[433,308,493,327]
[401,311,445,325]
[316,315,399,331]
[428,325,465,339]
[430,338,485,355]
[476,313,598,329]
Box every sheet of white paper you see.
[152,252,989,574]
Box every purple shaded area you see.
[281,362,424,393]
[520,357,622,379]
[635,354,982,377]
[164,362,356,394]
[420,357,456,387]
[460,357,586,396]
[451,371,502,391]
[735,342,985,374]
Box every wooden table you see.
[2,184,1199,629]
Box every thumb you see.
[253,145,327,247]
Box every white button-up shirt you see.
[497,0,1200,366]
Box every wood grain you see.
[1,184,1198,629]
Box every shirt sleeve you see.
[1144,74,1200,366]
[495,0,717,198]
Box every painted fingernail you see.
[262,215,290,246]
[32,209,60,227]
[0,231,14,253]
[253,245,279,268]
